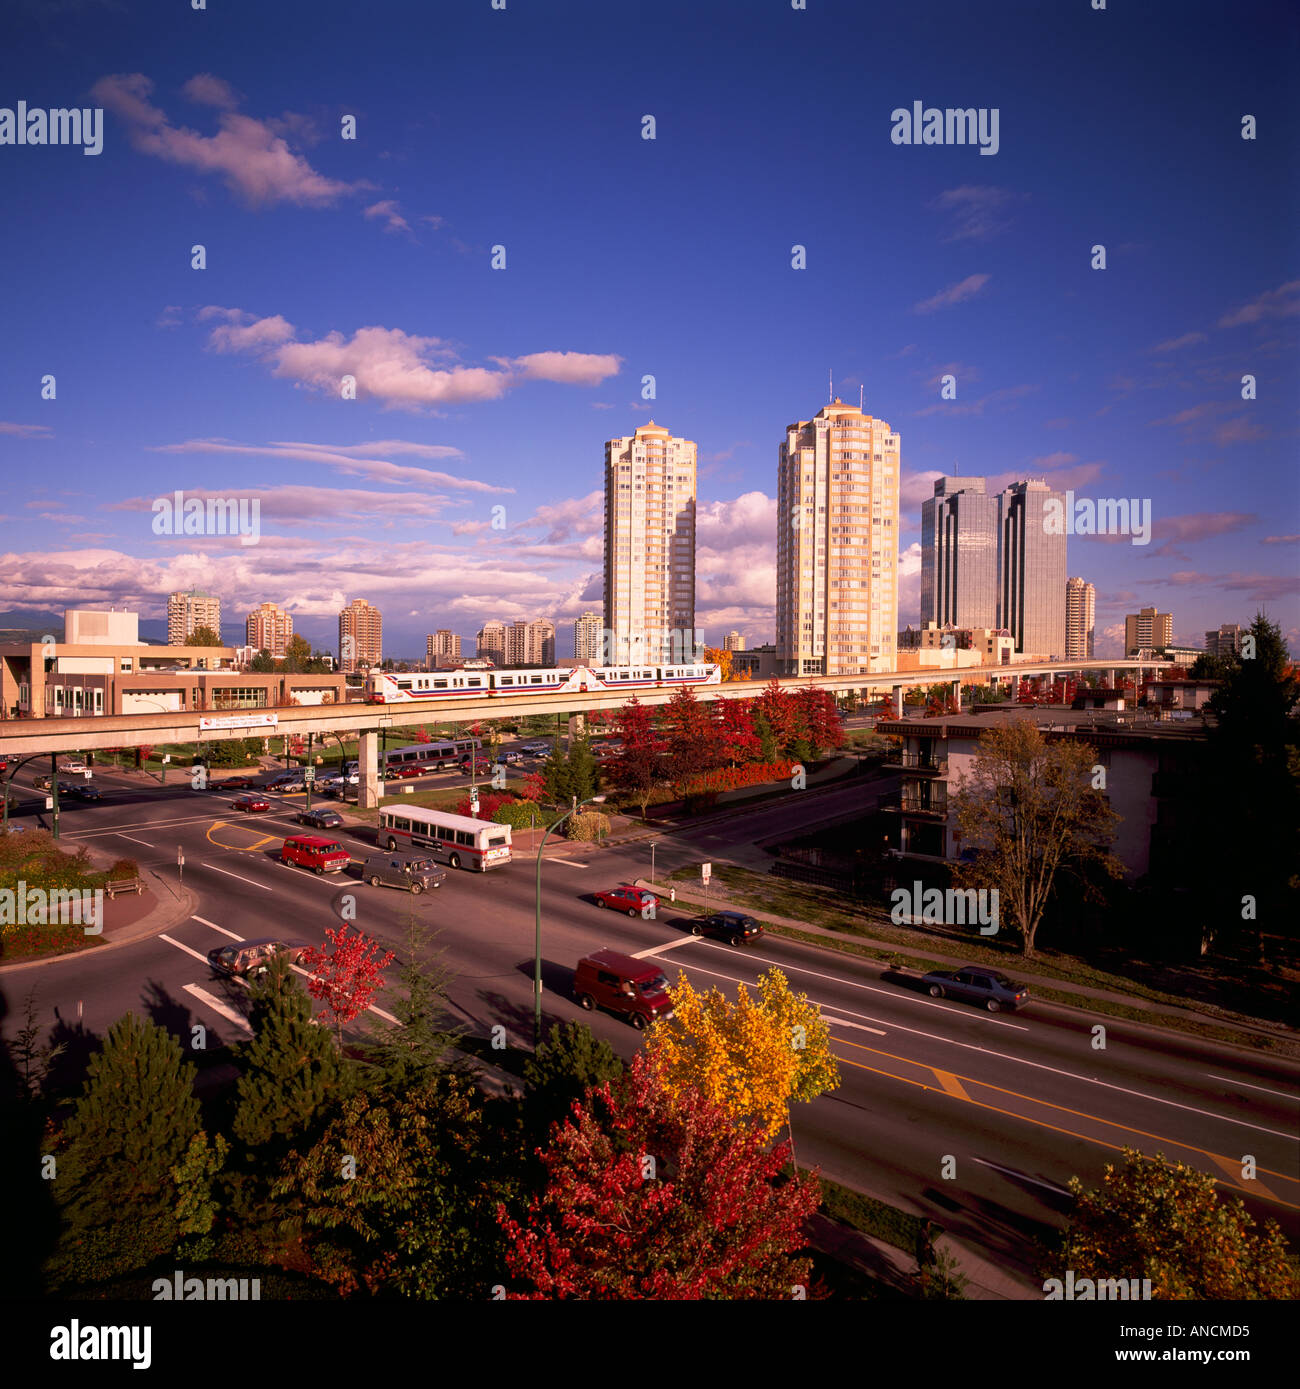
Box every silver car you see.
[362,852,446,894]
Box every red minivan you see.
[280,835,351,874]
[574,949,675,1031]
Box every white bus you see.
[383,738,479,774]
[377,806,512,871]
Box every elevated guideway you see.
[0,658,1167,808]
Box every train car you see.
[366,662,722,703]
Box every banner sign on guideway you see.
[198,714,279,731]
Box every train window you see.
[530,676,542,685]
[500,677,514,685]
[434,680,448,689]
[467,678,481,687]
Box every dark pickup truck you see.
[920,964,1029,1013]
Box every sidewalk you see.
[635,876,1298,1047]
[0,839,199,974]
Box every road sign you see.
[45,797,53,810]
[177,847,185,866]
[199,714,279,731]
[162,754,170,764]
[303,766,314,784]
[701,862,712,884]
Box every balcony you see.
[884,750,949,775]
[881,789,949,818]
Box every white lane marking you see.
[550,859,589,868]
[632,937,698,959]
[971,1157,1073,1196]
[114,833,154,846]
[369,1004,401,1025]
[665,954,1299,1143]
[191,915,242,941]
[821,1014,887,1037]
[202,862,275,891]
[816,1016,888,1038]
[160,934,212,966]
[1206,1075,1300,1103]
[183,984,252,1034]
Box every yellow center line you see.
[205,821,280,852]
[829,1045,1299,1211]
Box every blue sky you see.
[1,0,1296,659]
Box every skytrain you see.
[364,662,721,703]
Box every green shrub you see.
[567,810,610,843]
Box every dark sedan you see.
[65,783,103,801]
[920,965,1029,1013]
[298,807,344,829]
[690,911,764,947]
[207,938,309,979]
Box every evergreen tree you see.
[1201,613,1300,955]
[369,914,467,1088]
[522,1021,625,1156]
[47,1013,202,1287]
[231,953,349,1151]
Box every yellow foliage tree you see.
[646,968,839,1140]
[702,645,735,681]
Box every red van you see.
[574,949,675,1031]
[280,835,351,874]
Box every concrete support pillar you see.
[950,679,961,710]
[358,728,381,810]
[1107,668,1115,687]
[891,684,903,718]
[567,712,585,748]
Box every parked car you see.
[267,774,306,792]
[231,794,271,813]
[690,910,763,946]
[298,807,344,830]
[362,851,446,894]
[34,776,76,795]
[593,884,658,917]
[280,835,351,874]
[920,965,1030,1013]
[65,783,103,802]
[213,775,257,791]
[574,949,675,1030]
[207,938,309,979]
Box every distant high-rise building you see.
[921,477,999,632]
[427,630,461,667]
[997,479,1067,659]
[604,421,698,665]
[1125,606,1172,656]
[505,618,555,667]
[722,630,746,652]
[246,602,293,659]
[476,620,507,666]
[574,611,602,663]
[776,399,900,676]
[168,590,221,645]
[1065,578,1096,661]
[338,598,382,672]
[1205,623,1243,658]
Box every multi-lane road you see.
[4,753,1298,1288]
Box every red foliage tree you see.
[497,1054,821,1299]
[794,687,843,757]
[716,697,761,767]
[517,771,546,803]
[754,681,799,756]
[664,685,724,793]
[135,744,154,769]
[299,924,396,1049]
[414,726,432,744]
[610,697,664,817]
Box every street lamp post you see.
[534,793,605,1048]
